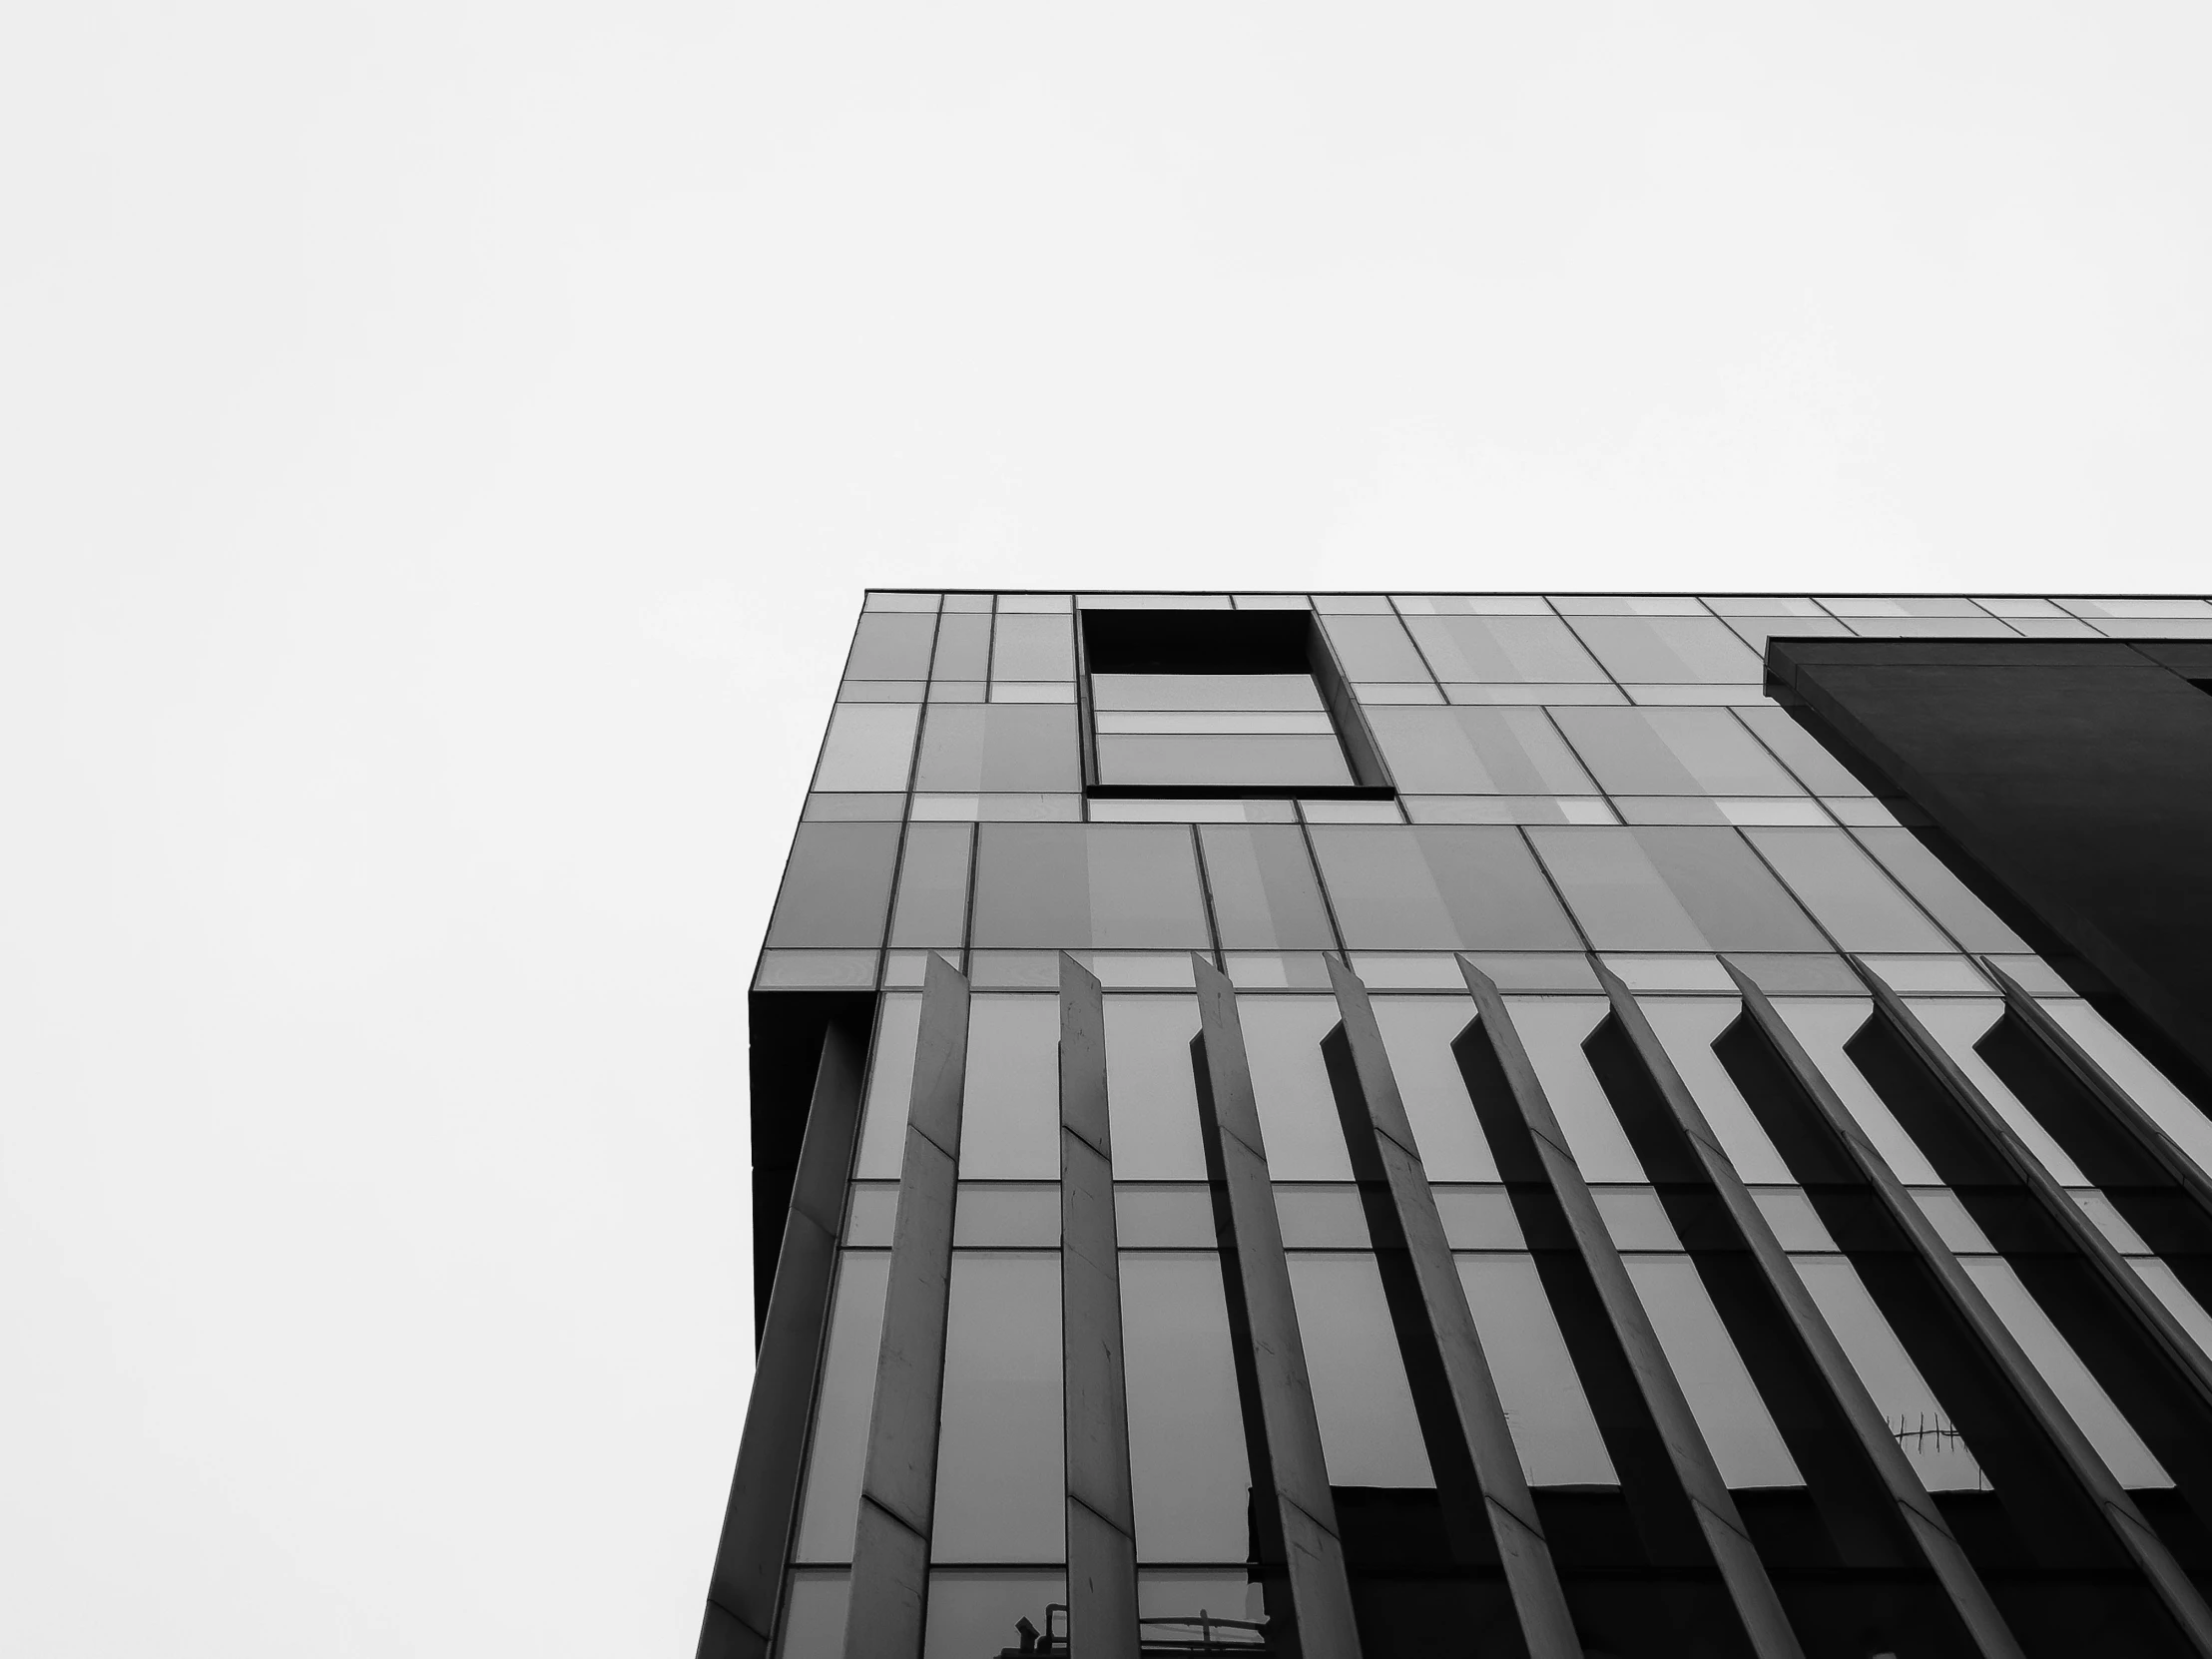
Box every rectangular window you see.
[1552,707,1803,796]
[1083,608,1388,798]
[1365,707,1597,795]
[1286,1252,1435,1487]
[1105,996,1208,1180]
[1454,1254,1616,1486]
[844,612,938,680]
[970,825,1212,949]
[813,703,921,793]
[931,1252,1066,1560]
[1371,997,1497,1180]
[930,611,991,680]
[1742,829,1951,952]
[1622,1255,1802,1487]
[915,705,1081,794]
[793,1252,892,1560]
[1565,615,1763,683]
[1238,997,1354,1180]
[1400,613,1608,683]
[1308,826,1581,950]
[1120,1253,1255,1562]
[1198,825,1338,949]
[960,997,1060,1179]
[765,823,901,949]
[888,824,971,951]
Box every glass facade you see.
[713,592,2212,1659]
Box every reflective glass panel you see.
[1454,1255,1616,1486]
[1309,827,1581,950]
[1240,997,1354,1180]
[1552,707,1802,796]
[1794,1255,1984,1490]
[1633,998,1793,1182]
[1318,613,1433,681]
[914,705,1081,793]
[1731,705,1872,795]
[1097,734,1353,788]
[853,994,921,1178]
[1527,828,1707,949]
[1566,616,1762,683]
[932,1252,1066,1559]
[793,1252,891,1559]
[1286,1253,1435,1486]
[1121,1254,1254,1561]
[889,824,972,951]
[972,825,1211,949]
[1961,1257,2171,1487]
[991,613,1075,680]
[776,1572,849,1659]
[1629,827,1828,951]
[1622,1256,1802,1487]
[961,997,1060,1178]
[1852,829,2029,952]
[1768,999,1940,1182]
[1199,826,1338,950]
[1365,707,1597,795]
[931,612,991,680]
[1743,830,1951,952]
[1372,996,1497,1180]
[1105,996,1208,1179]
[1400,613,1608,682]
[813,703,922,793]
[922,1573,1067,1659]
[1093,674,1323,711]
[1503,997,1645,1181]
[1114,1184,1217,1247]
[765,823,900,948]
[844,612,938,679]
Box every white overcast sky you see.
[5,4,2210,1653]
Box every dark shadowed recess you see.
[1767,635,2212,1114]
[1078,607,1395,800]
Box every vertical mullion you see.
[1189,955,1363,1659]
[1059,954,1140,1658]
[1596,960,2022,1659]
[1322,956,1581,1659]
[1455,955,1806,1659]
[843,954,971,1659]
[699,1015,870,1659]
[1725,961,2212,1657]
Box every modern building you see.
[699,591,2212,1659]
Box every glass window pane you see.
[1960,1257,2170,1488]
[1372,997,1497,1180]
[1106,997,1207,1179]
[1120,1254,1254,1562]
[889,824,972,950]
[1553,707,1801,796]
[972,825,1212,949]
[1367,708,1597,795]
[1768,999,1940,1183]
[922,1572,1067,1659]
[915,705,1081,793]
[2043,1002,2212,1177]
[1240,997,1353,1180]
[1097,734,1354,788]
[793,1252,891,1559]
[1622,1256,1802,1487]
[1629,827,1829,951]
[1527,827,1707,950]
[1200,826,1338,950]
[1634,998,1793,1182]
[931,612,992,680]
[765,823,900,949]
[1401,614,1608,682]
[1567,616,1762,683]
[1093,674,1324,711]
[1114,1184,1217,1246]
[1319,613,1433,681]
[1454,1255,1616,1486]
[1851,829,2029,952]
[1286,1253,1435,1486]
[990,613,1076,680]
[854,995,921,1178]
[1503,997,1645,1181]
[932,1252,1065,1559]
[1731,705,1872,795]
[845,612,938,679]
[962,998,1060,1178]
[1794,1256,1984,1490]
[776,1571,849,1659]
[1310,827,1581,950]
[814,703,921,793]
[1743,830,1951,952]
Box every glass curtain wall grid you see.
[709,591,2212,1659]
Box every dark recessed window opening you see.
[1078,609,1395,799]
